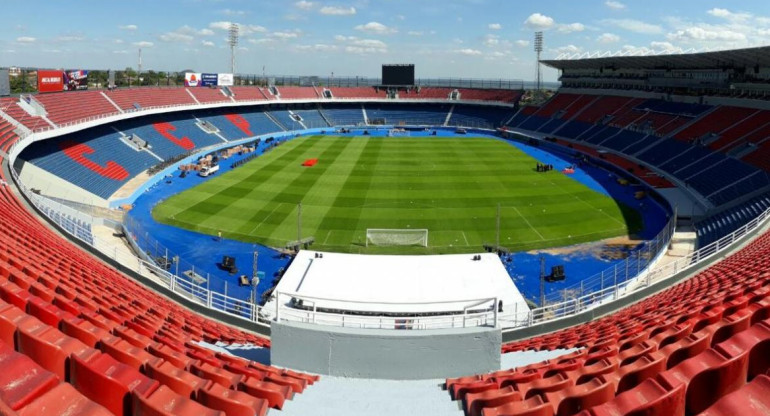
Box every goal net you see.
[366,228,428,247]
[387,128,410,137]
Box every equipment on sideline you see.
[387,128,410,137]
[366,228,429,247]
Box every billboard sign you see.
[64,70,89,91]
[37,69,64,93]
[184,72,202,87]
[200,73,218,87]
[217,73,234,86]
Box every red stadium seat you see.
[16,325,93,381]
[239,376,293,409]
[131,385,224,416]
[190,361,243,389]
[700,374,770,416]
[69,352,159,416]
[99,335,161,371]
[148,342,195,369]
[0,340,60,410]
[17,383,113,416]
[197,381,269,416]
[60,317,111,348]
[145,360,210,398]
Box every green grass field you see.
[152,136,641,254]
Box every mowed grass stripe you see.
[154,137,329,238]
[314,136,385,247]
[266,137,369,245]
[153,136,641,254]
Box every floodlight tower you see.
[534,31,544,91]
[229,23,240,75]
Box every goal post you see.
[366,228,428,247]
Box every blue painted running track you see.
[126,129,671,309]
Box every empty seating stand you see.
[35,91,117,126]
[106,87,197,111]
[0,144,319,415]
[445,228,770,415]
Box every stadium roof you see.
[541,45,770,71]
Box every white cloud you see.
[554,44,582,55]
[650,41,679,51]
[295,0,314,10]
[605,1,625,10]
[295,43,338,51]
[707,8,752,22]
[320,6,356,16]
[455,48,482,56]
[159,26,215,43]
[488,23,502,30]
[114,39,124,44]
[112,50,128,54]
[483,34,500,47]
[209,21,267,35]
[667,26,746,42]
[119,24,137,31]
[515,40,530,47]
[354,21,397,34]
[407,31,423,36]
[271,30,302,40]
[133,41,154,48]
[596,33,620,43]
[557,22,585,33]
[160,32,194,43]
[202,40,215,47]
[16,37,35,43]
[524,13,554,30]
[333,35,387,54]
[602,18,663,34]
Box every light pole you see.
[534,32,544,92]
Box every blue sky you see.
[1,0,769,82]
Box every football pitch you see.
[152,136,641,254]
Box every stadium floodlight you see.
[534,32,543,91]
[229,23,240,75]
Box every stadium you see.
[1,2,770,416]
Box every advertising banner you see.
[64,70,89,91]
[184,72,202,87]
[37,69,64,93]
[217,73,234,86]
[200,73,218,87]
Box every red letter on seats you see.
[59,141,129,181]
[152,122,195,150]
[225,114,254,137]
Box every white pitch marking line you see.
[248,203,283,234]
[512,206,545,241]
[323,230,333,245]
[461,231,470,246]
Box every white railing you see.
[268,292,499,330]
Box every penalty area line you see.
[513,206,545,241]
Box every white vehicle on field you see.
[199,164,219,177]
